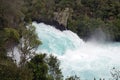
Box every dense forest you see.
[0,0,120,80]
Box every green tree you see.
[0,59,33,80]
[112,19,120,41]
[24,0,55,22]
[0,61,19,80]
[57,0,75,8]
[28,54,51,80]
[18,24,41,66]
[28,54,63,80]
[47,54,63,80]
[0,28,20,60]
[0,0,24,28]
[0,0,24,60]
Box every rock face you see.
[54,8,72,27]
[32,8,72,31]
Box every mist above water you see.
[33,22,120,80]
[88,27,112,43]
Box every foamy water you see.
[33,22,120,80]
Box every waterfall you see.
[33,22,120,80]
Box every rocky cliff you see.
[54,8,72,27]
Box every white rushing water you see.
[33,22,120,80]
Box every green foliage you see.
[4,28,20,41]
[68,15,107,40]
[67,0,120,41]
[112,19,120,41]
[47,54,63,80]
[0,60,33,80]
[18,66,33,80]
[28,54,63,80]
[24,0,55,21]
[57,0,75,8]
[67,19,78,33]
[28,54,49,80]
[0,0,24,28]
[0,30,7,59]
[0,47,7,60]
[0,63,18,80]
[19,24,42,66]
[81,0,120,19]
[0,0,24,60]
[0,28,20,60]
[22,25,41,47]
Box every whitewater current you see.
[33,22,120,80]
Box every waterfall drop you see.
[33,22,120,80]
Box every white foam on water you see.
[33,22,120,80]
